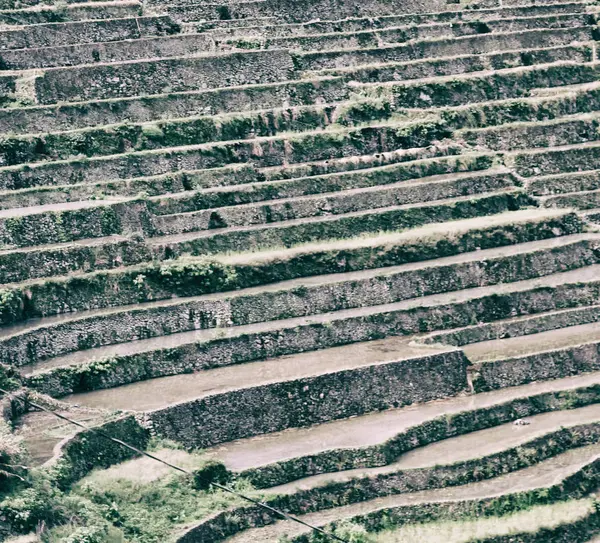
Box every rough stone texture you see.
[34,49,296,103]
[177,446,600,542]
[239,383,600,488]
[474,342,600,391]
[49,415,150,488]
[145,350,469,449]
[3,0,600,539]
[0,16,179,50]
[0,212,579,366]
[0,78,349,135]
[22,237,599,396]
[422,306,600,348]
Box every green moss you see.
[0,288,24,325]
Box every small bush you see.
[0,363,21,392]
[141,124,164,139]
[193,460,231,491]
[0,288,23,325]
[0,420,24,493]
[0,473,66,533]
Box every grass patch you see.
[373,499,593,542]
[41,440,257,543]
[295,499,596,542]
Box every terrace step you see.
[512,141,600,177]
[17,226,587,352]
[57,340,469,450]
[252,144,458,182]
[460,113,600,151]
[147,190,531,258]
[0,2,142,26]
[465,321,600,362]
[216,207,576,266]
[31,48,295,104]
[432,81,600,130]
[0,233,139,286]
[9,26,590,105]
[0,184,526,249]
[217,22,451,52]
[191,16,277,32]
[264,402,600,495]
[0,100,366,167]
[463,320,600,390]
[295,26,595,71]
[422,304,600,349]
[214,14,593,53]
[150,173,517,237]
[0,162,519,283]
[382,501,596,543]
[0,76,348,136]
[422,307,600,393]
[147,162,505,216]
[207,368,600,476]
[20,250,600,399]
[0,197,130,220]
[0,197,141,249]
[583,208,600,224]
[356,62,599,109]
[0,208,578,358]
[202,4,591,39]
[2,0,137,8]
[14,407,106,466]
[2,62,598,170]
[0,118,454,192]
[0,15,180,51]
[224,443,600,542]
[529,170,600,196]
[541,188,600,211]
[0,33,216,70]
[305,43,592,84]
[206,0,592,23]
[0,43,584,139]
[59,338,600,458]
[62,337,455,412]
[163,1,273,23]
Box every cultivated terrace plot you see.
[5,0,600,542]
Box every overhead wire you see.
[1,388,349,542]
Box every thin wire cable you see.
[1,388,348,542]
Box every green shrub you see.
[152,259,238,294]
[0,473,66,533]
[0,288,23,325]
[0,420,23,494]
[141,124,164,139]
[0,363,21,392]
[193,460,232,491]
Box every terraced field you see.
[4,0,600,540]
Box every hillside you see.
[2,0,600,541]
